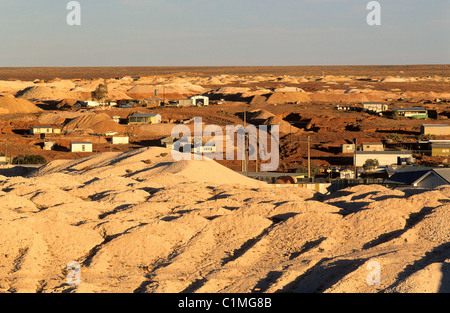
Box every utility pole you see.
[242,110,247,173]
[353,138,357,179]
[307,135,311,179]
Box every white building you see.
[43,141,56,151]
[85,101,101,107]
[111,136,129,145]
[363,102,388,113]
[71,142,93,153]
[30,126,61,135]
[355,151,413,167]
[385,166,450,189]
[190,95,209,106]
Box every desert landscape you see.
[0,65,450,293]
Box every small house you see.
[0,156,12,165]
[192,142,216,154]
[162,137,191,150]
[177,99,195,107]
[421,124,450,136]
[393,107,428,119]
[71,142,93,153]
[340,169,355,179]
[384,166,450,189]
[128,113,161,124]
[84,101,101,108]
[341,144,355,154]
[30,126,60,135]
[111,136,129,145]
[360,142,384,152]
[363,102,388,113]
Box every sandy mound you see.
[266,92,311,104]
[34,147,265,188]
[15,86,83,101]
[62,113,126,134]
[0,95,42,114]
[264,115,302,134]
[247,109,275,123]
[0,80,35,94]
[126,83,206,100]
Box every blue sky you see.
[0,0,449,66]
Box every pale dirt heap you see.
[1,148,450,293]
[0,95,42,114]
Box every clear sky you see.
[0,0,449,66]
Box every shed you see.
[190,95,209,106]
[111,136,129,145]
[363,102,388,113]
[420,124,450,136]
[128,113,161,124]
[340,169,355,179]
[393,107,428,119]
[43,141,56,151]
[431,143,450,156]
[71,142,93,153]
[177,99,194,107]
[84,101,101,107]
[341,144,355,154]
[360,142,384,152]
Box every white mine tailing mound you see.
[0,95,42,114]
[33,147,266,188]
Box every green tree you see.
[418,134,436,141]
[363,159,379,171]
[386,133,403,142]
[91,83,109,102]
[12,154,47,165]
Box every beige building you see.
[341,144,355,154]
[30,126,61,135]
[71,142,93,153]
[360,142,384,152]
[421,124,450,136]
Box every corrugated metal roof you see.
[422,124,450,128]
[384,166,433,185]
[432,168,450,183]
[130,113,160,118]
[431,143,450,148]
[356,151,412,155]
